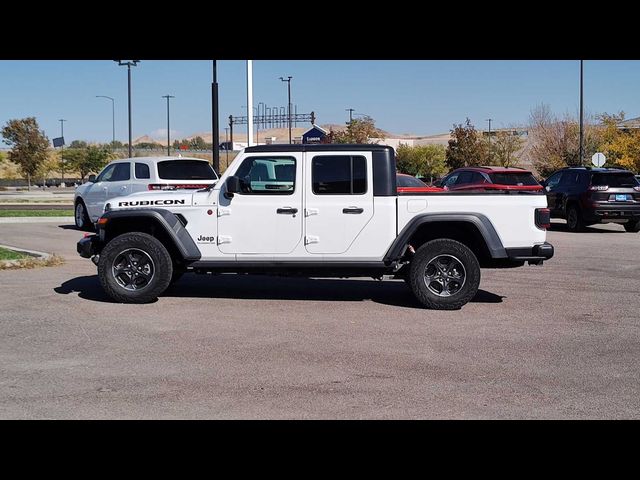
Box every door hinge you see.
[305,208,319,217]
[305,235,320,245]
[217,235,232,245]
[217,208,231,217]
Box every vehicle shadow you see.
[549,222,625,234]
[54,274,504,309]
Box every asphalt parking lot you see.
[0,220,638,419]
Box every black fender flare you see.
[99,208,201,261]
[384,212,507,263]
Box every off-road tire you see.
[408,239,481,310]
[98,232,173,303]
[75,200,93,231]
[624,220,640,232]
[566,204,585,232]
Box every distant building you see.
[302,125,328,144]
[617,117,640,131]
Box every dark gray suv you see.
[542,167,640,232]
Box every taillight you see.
[589,185,608,191]
[535,208,551,230]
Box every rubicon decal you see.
[118,199,186,207]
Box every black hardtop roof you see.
[244,144,395,153]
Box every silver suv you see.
[74,156,218,230]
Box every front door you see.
[105,162,132,203]
[304,152,374,254]
[217,153,303,254]
[84,163,115,220]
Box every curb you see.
[0,243,52,260]
[0,216,75,224]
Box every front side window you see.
[234,156,296,195]
[546,172,563,189]
[95,164,116,182]
[312,155,367,195]
[443,174,459,187]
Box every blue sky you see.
[1,60,640,143]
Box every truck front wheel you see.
[408,239,481,310]
[98,232,173,304]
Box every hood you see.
[108,190,194,210]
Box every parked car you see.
[542,166,640,232]
[74,156,218,230]
[396,173,444,193]
[438,166,543,192]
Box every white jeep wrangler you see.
[78,144,554,309]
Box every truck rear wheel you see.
[408,239,480,310]
[98,232,173,304]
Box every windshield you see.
[591,172,639,187]
[157,160,217,180]
[397,175,427,187]
[488,172,539,186]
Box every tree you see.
[328,116,382,144]
[69,140,88,149]
[490,130,525,167]
[445,118,488,170]
[65,146,112,181]
[1,117,50,190]
[396,144,448,183]
[190,136,207,150]
[36,151,61,187]
[598,112,640,172]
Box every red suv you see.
[396,173,443,193]
[438,166,543,192]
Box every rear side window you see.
[489,172,539,186]
[158,160,217,180]
[110,163,131,182]
[312,155,367,195]
[591,172,639,187]
[135,163,150,179]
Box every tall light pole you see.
[59,119,67,183]
[579,60,584,166]
[346,108,355,123]
[247,60,254,147]
[96,95,115,146]
[162,95,175,156]
[212,60,220,174]
[224,127,229,168]
[257,101,265,144]
[115,60,140,158]
[280,76,292,144]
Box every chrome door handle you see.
[277,207,298,215]
[343,207,364,214]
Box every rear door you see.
[544,171,564,214]
[304,152,373,254]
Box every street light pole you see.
[162,95,175,156]
[579,60,584,165]
[280,76,292,144]
[59,119,66,183]
[116,60,140,158]
[346,108,355,123]
[212,60,220,174]
[96,96,115,146]
[224,127,229,168]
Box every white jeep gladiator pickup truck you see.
[77,144,554,309]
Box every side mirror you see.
[88,174,96,183]
[433,179,442,187]
[224,175,242,199]
[540,180,547,187]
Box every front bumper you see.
[77,235,101,258]
[505,242,554,265]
